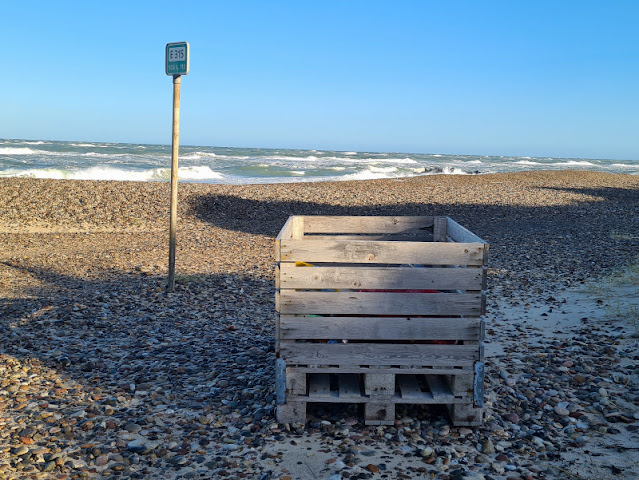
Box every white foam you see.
[0,165,224,182]
[554,160,595,166]
[70,143,96,147]
[515,160,541,166]
[0,147,38,155]
[611,163,637,168]
[289,171,306,176]
[177,166,224,180]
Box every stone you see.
[482,439,495,454]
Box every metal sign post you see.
[166,42,189,292]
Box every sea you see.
[1,138,637,184]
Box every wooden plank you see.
[397,375,423,399]
[276,215,296,241]
[364,373,395,396]
[279,316,481,341]
[302,234,434,242]
[302,216,434,235]
[365,402,395,425]
[433,217,448,242]
[448,373,473,396]
[448,403,483,426]
[275,216,295,261]
[338,374,361,398]
[289,366,473,375]
[308,374,331,398]
[279,264,484,291]
[287,370,307,395]
[278,291,484,316]
[277,402,306,424]
[446,217,487,245]
[279,239,486,265]
[280,343,480,367]
[425,375,451,400]
[291,216,305,239]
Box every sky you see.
[2,1,638,160]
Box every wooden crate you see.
[274,216,488,426]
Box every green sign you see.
[166,42,189,76]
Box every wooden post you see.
[167,74,181,292]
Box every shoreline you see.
[1,170,639,479]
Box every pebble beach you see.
[1,170,639,480]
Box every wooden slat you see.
[279,264,484,291]
[301,234,434,242]
[397,375,423,399]
[364,373,395,396]
[280,343,480,367]
[425,375,450,400]
[338,374,361,398]
[433,217,448,242]
[446,217,487,244]
[275,216,295,261]
[279,316,480,341]
[279,239,485,265]
[308,374,331,398]
[302,216,434,234]
[278,291,483,316]
[289,366,473,375]
[291,216,305,239]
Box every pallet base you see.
[276,372,483,426]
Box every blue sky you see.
[3,1,638,159]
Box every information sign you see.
[166,42,190,76]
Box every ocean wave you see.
[70,143,96,147]
[514,160,541,166]
[181,151,217,160]
[21,141,51,145]
[343,166,414,181]
[0,147,39,155]
[611,163,637,168]
[0,165,224,182]
[553,160,595,166]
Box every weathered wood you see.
[275,216,295,261]
[397,375,422,399]
[279,316,481,341]
[288,365,474,375]
[302,216,435,234]
[303,234,434,242]
[338,374,361,398]
[433,217,448,242]
[448,373,474,397]
[279,239,486,265]
[446,217,487,244]
[275,215,488,426]
[280,343,480,367]
[287,370,307,395]
[278,291,484,316]
[291,216,305,239]
[425,375,450,400]
[279,264,484,291]
[448,403,484,426]
[365,402,395,425]
[308,374,331,398]
[277,402,307,424]
[364,373,395,396]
